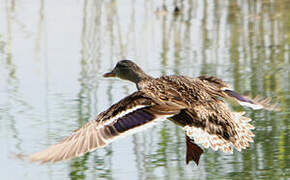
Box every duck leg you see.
[185,135,203,165]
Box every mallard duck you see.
[28,60,279,165]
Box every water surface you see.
[0,0,289,179]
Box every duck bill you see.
[103,71,116,78]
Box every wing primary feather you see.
[224,89,280,111]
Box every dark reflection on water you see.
[0,0,289,179]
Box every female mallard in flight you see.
[28,60,279,165]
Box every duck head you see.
[103,60,151,83]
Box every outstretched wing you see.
[224,89,280,111]
[198,76,280,111]
[28,91,181,163]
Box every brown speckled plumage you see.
[27,60,278,165]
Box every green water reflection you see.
[0,0,289,179]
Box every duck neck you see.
[135,71,152,83]
[134,72,153,90]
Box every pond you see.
[0,0,289,179]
